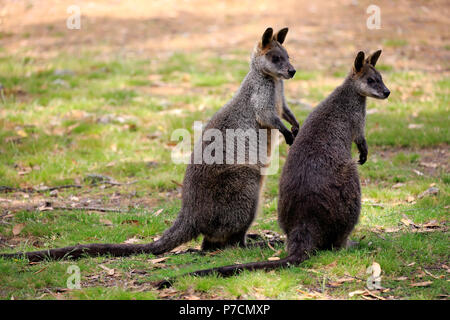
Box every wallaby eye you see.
[367,78,374,84]
[272,55,280,63]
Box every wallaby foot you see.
[331,236,359,251]
[201,231,247,251]
[246,233,264,241]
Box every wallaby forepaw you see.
[358,154,367,165]
[291,126,299,138]
[285,132,294,145]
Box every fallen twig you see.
[0,185,82,194]
[0,179,139,194]
[51,206,128,213]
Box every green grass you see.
[0,50,448,300]
[383,39,409,48]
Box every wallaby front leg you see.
[256,113,294,145]
[271,116,295,145]
[280,82,300,136]
[282,104,299,137]
[355,137,368,165]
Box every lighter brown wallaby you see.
[156,50,390,287]
[0,27,299,262]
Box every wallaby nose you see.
[288,69,296,78]
[383,89,390,98]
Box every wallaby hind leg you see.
[201,230,247,251]
[246,233,264,241]
[333,237,359,250]
[201,239,223,251]
[331,232,359,251]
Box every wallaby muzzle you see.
[288,68,296,78]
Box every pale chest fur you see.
[274,80,283,116]
[265,80,284,159]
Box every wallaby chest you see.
[274,80,283,116]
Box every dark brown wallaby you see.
[156,50,390,287]
[0,27,298,262]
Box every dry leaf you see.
[401,214,417,227]
[121,219,139,226]
[154,209,164,216]
[329,277,355,287]
[16,129,28,137]
[158,288,178,298]
[420,162,438,168]
[349,290,365,297]
[423,269,441,279]
[38,204,53,212]
[324,260,337,269]
[12,223,25,236]
[99,264,115,276]
[18,168,32,175]
[150,257,169,264]
[170,244,190,253]
[416,269,426,278]
[123,237,140,244]
[395,276,408,281]
[297,289,326,299]
[268,257,280,261]
[418,187,439,199]
[100,219,113,226]
[363,290,386,300]
[392,183,405,189]
[421,220,440,228]
[410,281,432,287]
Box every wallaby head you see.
[251,27,296,79]
[350,50,390,99]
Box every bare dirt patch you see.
[1,0,449,71]
[376,145,449,176]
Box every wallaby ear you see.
[261,27,273,48]
[354,51,365,72]
[274,27,289,44]
[366,49,382,67]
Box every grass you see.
[0,49,448,300]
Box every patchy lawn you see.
[0,0,448,300]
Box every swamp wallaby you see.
[158,50,390,285]
[0,27,299,262]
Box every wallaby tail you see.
[0,214,197,262]
[155,254,304,289]
[144,215,197,255]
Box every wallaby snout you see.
[288,68,296,78]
